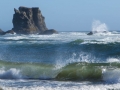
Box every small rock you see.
[87,31,93,35]
[0,29,5,35]
[4,30,15,35]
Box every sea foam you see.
[0,68,22,79]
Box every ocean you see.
[0,31,120,90]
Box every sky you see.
[0,0,120,31]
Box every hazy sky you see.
[0,0,120,31]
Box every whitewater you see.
[0,21,120,90]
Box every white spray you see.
[92,20,109,33]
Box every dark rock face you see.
[12,6,48,34]
[39,29,58,35]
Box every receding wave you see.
[0,60,120,83]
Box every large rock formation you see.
[12,6,57,34]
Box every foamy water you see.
[0,80,120,90]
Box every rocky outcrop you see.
[0,6,58,35]
[87,31,93,35]
[0,29,15,35]
[87,31,108,35]
[4,30,15,35]
[12,6,49,34]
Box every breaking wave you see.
[0,60,120,83]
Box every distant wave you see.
[0,38,120,64]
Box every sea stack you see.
[12,6,58,34]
